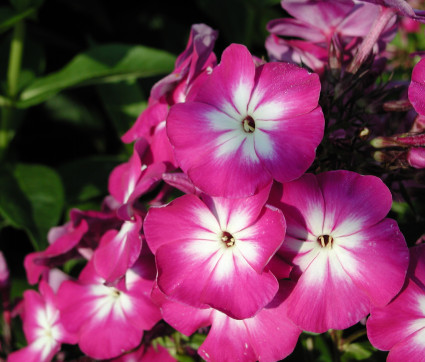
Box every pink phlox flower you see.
[367,244,425,361]
[24,219,89,285]
[358,0,425,22]
[266,0,396,74]
[150,23,218,104]
[151,281,301,362]
[24,204,123,285]
[122,24,218,145]
[108,138,168,219]
[167,43,324,198]
[144,184,286,319]
[56,256,161,360]
[268,170,409,333]
[93,214,143,284]
[8,281,77,362]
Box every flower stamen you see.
[317,234,333,248]
[242,115,255,133]
[221,231,236,247]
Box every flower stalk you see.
[0,20,25,161]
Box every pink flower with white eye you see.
[144,184,286,319]
[367,244,425,361]
[152,281,301,362]
[166,43,324,198]
[268,170,409,333]
[56,257,161,360]
[8,281,77,362]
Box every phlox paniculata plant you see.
[5,0,425,360]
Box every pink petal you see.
[269,175,325,243]
[266,18,326,43]
[156,239,279,319]
[387,327,425,362]
[200,282,301,362]
[407,147,425,169]
[194,44,256,115]
[409,58,425,116]
[367,278,425,351]
[255,108,324,183]
[317,170,393,236]
[250,62,321,120]
[144,194,220,254]
[285,251,371,333]
[8,343,60,362]
[336,219,408,306]
[282,0,354,31]
[201,183,272,234]
[199,313,258,361]
[93,216,143,283]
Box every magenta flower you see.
[409,57,425,116]
[92,215,143,283]
[153,281,301,362]
[8,281,77,362]
[266,0,396,75]
[56,258,161,360]
[268,170,409,333]
[167,43,324,197]
[121,23,218,146]
[144,185,286,319]
[367,244,425,361]
[108,138,168,218]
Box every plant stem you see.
[342,328,367,347]
[0,20,25,161]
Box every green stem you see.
[342,328,367,347]
[0,20,25,160]
[7,20,25,99]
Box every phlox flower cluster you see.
[5,1,425,361]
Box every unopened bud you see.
[383,99,412,112]
[359,127,370,140]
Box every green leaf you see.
[9,0,44,12]
[12,164,64,249]
[187,333,207,350]
[0,167,38,245]
[96,81,146,136]
[43,93,105,129]
[0,6,35,34]
[341,342,375,361]
[17,44,176,108]
[58,156,123,206]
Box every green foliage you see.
[0,6,35,34]
[58,156,123,208]
[16,44,176,108]
[0,164,64,250]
